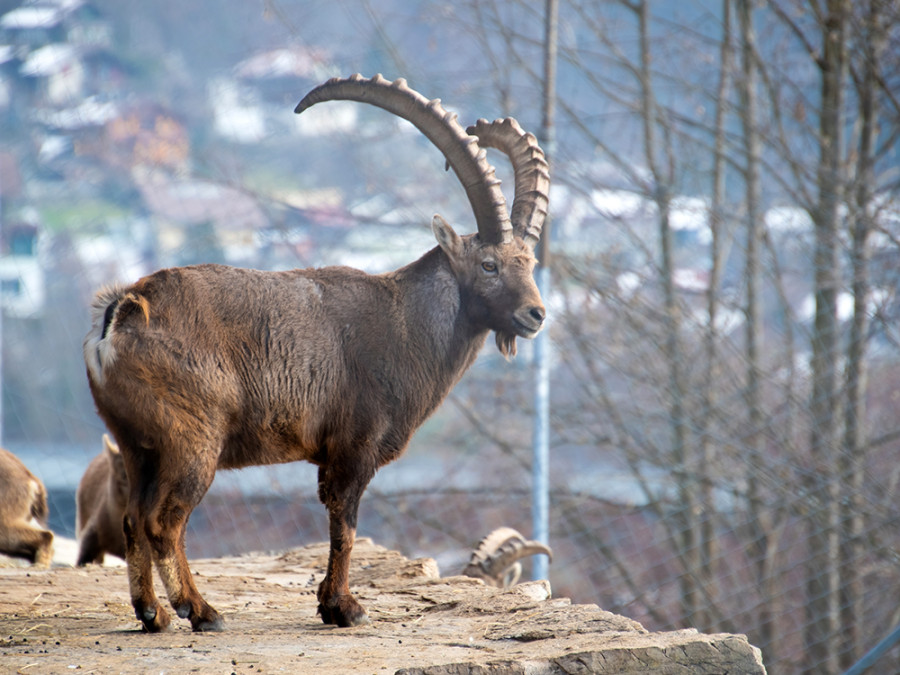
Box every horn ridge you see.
[466,117,550,250]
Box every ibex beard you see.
[83,74,549,633]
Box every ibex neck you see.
[390,246,488,380]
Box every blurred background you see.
[1,1,899,673]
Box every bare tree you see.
[698,0,734,634]
[804,2,849,672]
[839,0,887,667]
[737,0,777,660]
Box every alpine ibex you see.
[462,527,553,588]
[83,74,549,633]
[75,434,128,566]
[0,448,54,567]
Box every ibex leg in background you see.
[0,448,54,568]
[0,521,54,567]
[75,434,129,566]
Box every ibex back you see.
[83,74,549,633]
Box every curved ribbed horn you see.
[462,527,553,587]
[296,74,513,245]
[466,118,550,250]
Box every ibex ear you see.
[432,214,462,260]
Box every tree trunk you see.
[840,1,882,667]
[634,0,696,628]
[805,1,848,673]
[698,0,734,634]
[737,0,774,661]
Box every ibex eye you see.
[482,261,497,273]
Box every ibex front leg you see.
[317,463,372,627]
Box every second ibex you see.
[83,74,550,632]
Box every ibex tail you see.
[83,285,150,383]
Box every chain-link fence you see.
[2,1,900,674]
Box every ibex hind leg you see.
[75,525,104,566]
[148,453,223,632]
[106,431,168,631]
[120,436,221,633]
[123,505,170,632]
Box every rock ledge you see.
[0,537,766,674]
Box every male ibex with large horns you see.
[83,74,549,633]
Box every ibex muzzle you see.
[83,74,550,633]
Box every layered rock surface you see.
[0,537,766,674]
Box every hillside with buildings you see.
[2,3,900,673]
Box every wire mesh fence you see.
[2,1,900,674]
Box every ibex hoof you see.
[192,615,225,632]
[318,597,369,627]
[137,604,171,633]
[186,604,224,632]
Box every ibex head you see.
[462,527,553,587]
[295,74,550,356]
[431,213,544,356]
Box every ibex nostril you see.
[530,307,546,324]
